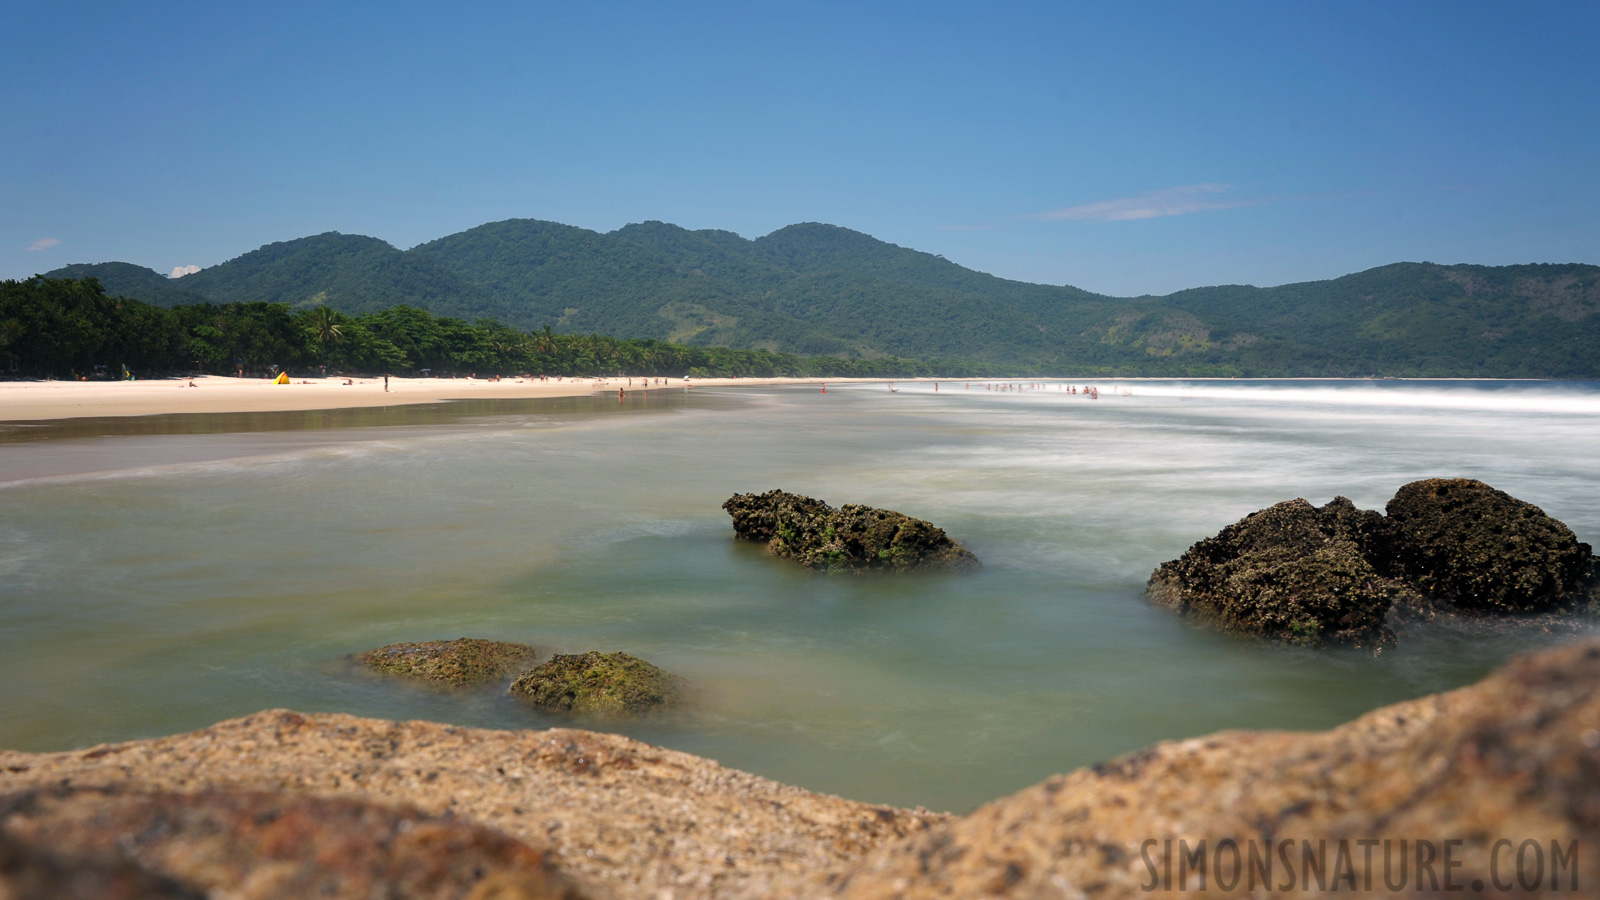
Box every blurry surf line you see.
[855,378,1600,416]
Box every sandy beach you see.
[0,374,871,421]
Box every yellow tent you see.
[274,371,291,384]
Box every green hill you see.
[42,261,213,307]
[42,220,1600,376]
[175,233,493,320]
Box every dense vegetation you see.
[0,276,986,379]
[43,219,1600,377]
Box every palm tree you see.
[305,306,344,368]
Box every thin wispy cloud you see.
[170,265,201,278]
[26,237,61,252]
[1029,184,1257,223]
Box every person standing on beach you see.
[384,375,389,393]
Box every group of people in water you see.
[810,381,1105,398]
[938,382,1105,399]
[970,382,1101,398]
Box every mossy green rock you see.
[357,638,537,687]
[1148,497,1409,648]
[509,651,684,717]
[1384,478,1596,613]
[722,489,980,573]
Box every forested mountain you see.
[44,261,212,307]
[43,220,1600,377]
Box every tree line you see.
[0,276,1004,379]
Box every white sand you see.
[0,374,876,421]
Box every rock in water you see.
[723,489,833,544]
[1147,497,1411,647]
[1150,481,1599,646]
[357,638,537,687]
[722,490,980,573]
[1385,478,1596,612]
[510,652,684,717]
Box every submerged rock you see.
[357,638,537,687]
[1147,497,1410,647]
[1149,479,1598,647]
[510,651,684,717]
[722,489,980,573]
[1385,477,1596,613]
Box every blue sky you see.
[3,1,1596,295]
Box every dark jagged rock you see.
[1384,478,1596,613]
[0,788,582,900]
[722,490,980,573]
[510,652,684,717]
[357,638,537,687]
[1149,480,1598,647]
[1147,497,1411,647]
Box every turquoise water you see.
[2,380,1597,812]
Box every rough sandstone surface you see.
[0,711,946,900]
[1149,479,1597,646]
[510,651,685,717]
[722,490,980,573]
[357,638,539,687]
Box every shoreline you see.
[2,374,1575,424]
[0,374,868,422]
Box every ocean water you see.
[1,379,1597,812]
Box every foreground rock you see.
[1149,478,1597,647]
[358,638,538,687]
[723,490,980,573]
[510,651,685,717]
[0,828,206,899]
[6,639,1600,897]
[1,789,580,899]
[0,711,945,900]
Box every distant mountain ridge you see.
[44,219,1600,376]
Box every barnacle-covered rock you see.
[357,638,537,687]
[1148,480,1598,647]
[1384,478,1596,613]
[1147,497,1409,648]
[722,490,979,573]
[510,651,684,717]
